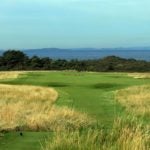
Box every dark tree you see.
[2,50,28,70]
[41,57,52,70]
[29,56,43,70]
[0,50,150,72]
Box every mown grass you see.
[0,71,150,150]
[0,132,50,150]
[2,71,149,125]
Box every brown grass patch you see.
[0,84,93,131]
[0,71,25,80]
[128,73,150,79]
[115,85,150,116]
[42,117,150,150]
[0,84,57,130]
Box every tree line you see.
[0,50,150,72]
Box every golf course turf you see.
[0,71,150,150]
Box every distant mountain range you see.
[0,47,150,61]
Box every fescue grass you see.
[128,73,150,79]
[0,71,24,80]
[116,85,150,117]
[0,84,93,131]
[0,84,57,131]
[42,117,150,150]
[0,71,150,150]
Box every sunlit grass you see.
[0,84,57,130]
[0,71,150,150]
[0,84,93,131]
[42,117,150,150]
[0,71,25,80]
[128,73,150,79]
[42,83,150,150]
[116,85,150,116]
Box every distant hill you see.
[0,47,150,61]
[0,50,3,56]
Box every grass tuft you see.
[0,71,24,80]
[128,73,150,79]
[42,117,150,150]
[115,85,150,117]
[0,84,93,131]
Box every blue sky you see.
[0,0,150,49]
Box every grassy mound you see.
[0,84,93,131]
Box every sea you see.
[1,49,150,61]
[24,49,150,61]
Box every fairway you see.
[0,71,150,150]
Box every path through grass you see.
[0,71,150,150]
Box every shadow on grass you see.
[48,82,70,87]
[90,83,124,90]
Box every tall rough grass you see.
[115,85,150,116]
[128,73,150,79]
[42,84,150,150]
[0,71,24,80]
[0,84,93,131]
[42,117,150,150]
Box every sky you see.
[0,0,150,49]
